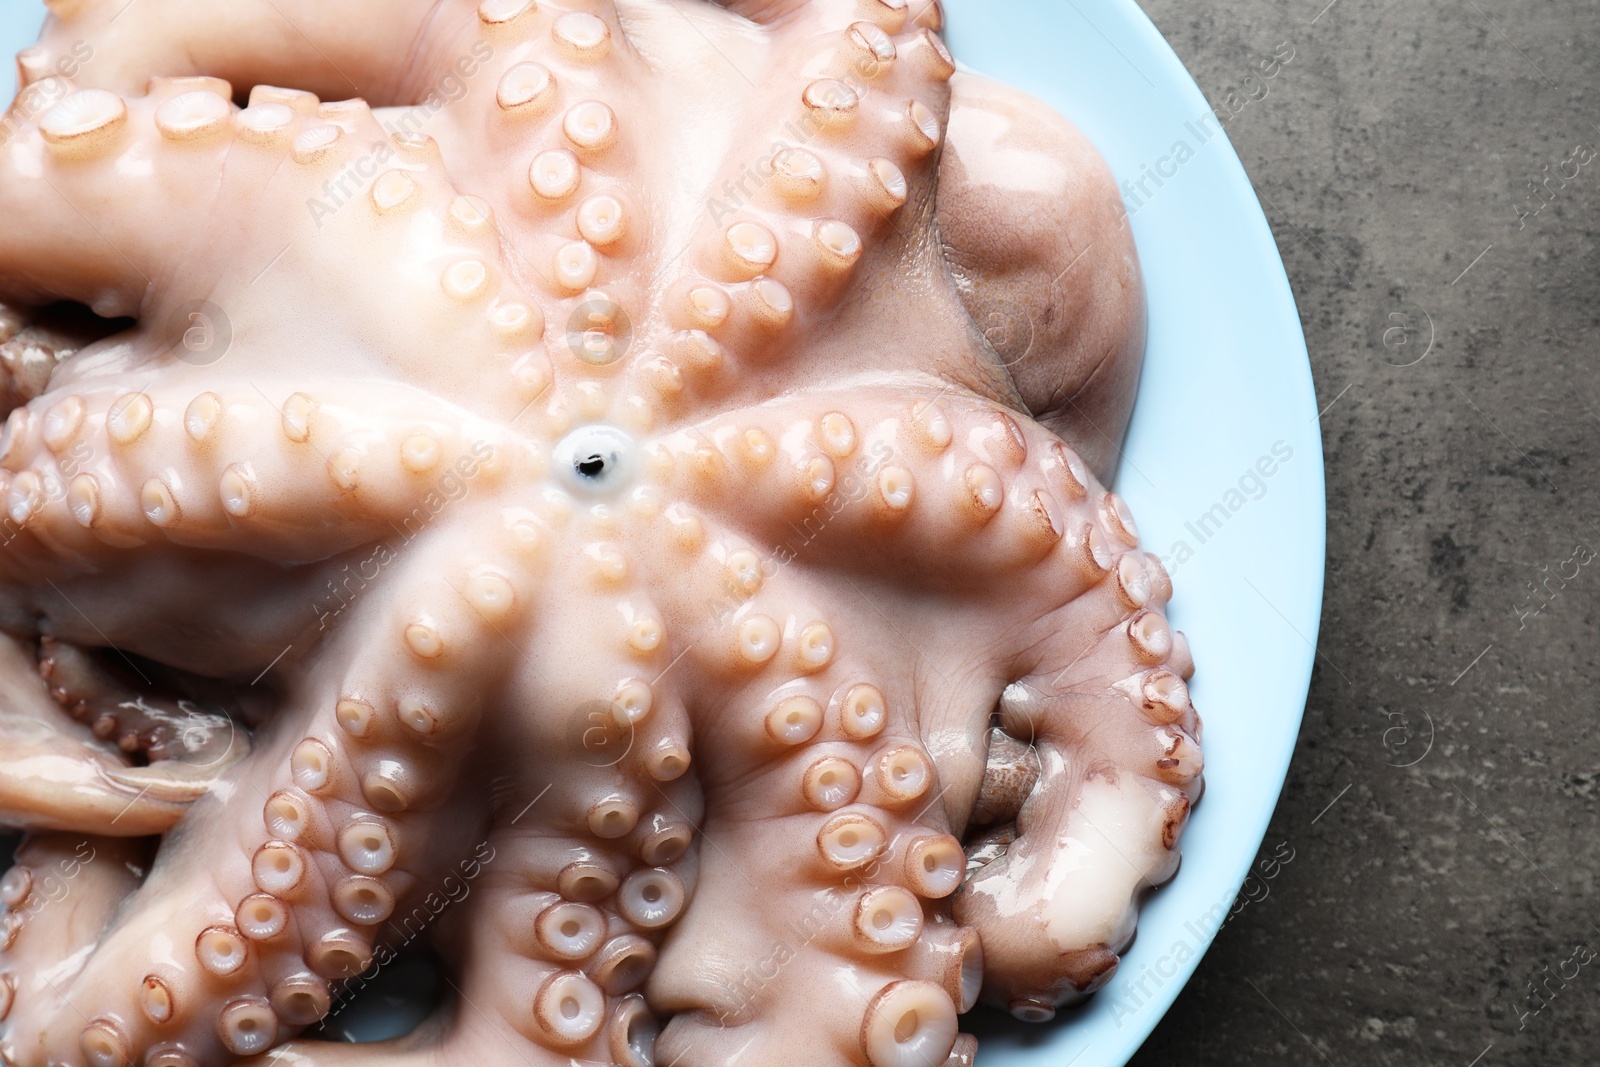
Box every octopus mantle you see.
[0,1,1202,1065]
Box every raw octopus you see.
[0,0,1202,1064]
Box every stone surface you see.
[1,1,1596,1063]
[1126,0,1600,1064]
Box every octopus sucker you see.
[0,0,1188,1062]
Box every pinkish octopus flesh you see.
[0,0,1203,1064]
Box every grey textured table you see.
[1124,0,1600,1064]
[0,2,1594,1065]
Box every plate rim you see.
[944,0,1326,1062]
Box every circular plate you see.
[0,3,1324,1064]
[945,0,1324,1063]
[0,7,40,84]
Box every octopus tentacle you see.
[37,636,251,770]
[0,77,248,315]
[0,632,204,835]
[0,834,153,1067]
[712,0,944,30]
[652,386,1112,597]
[222,823,686,1067]
[953,535,1198,1018]
[0,535,528,1065]
[26,0,452,105]
[252,539,711,1065]
[446,2,642,285]
[0,78,558,419]
[967,727,1040,830]
[652,2,952,381]
[638,381,1196,1024]
[415,823,692,1062]
[635,561,974,1066]
[0,378,516,572]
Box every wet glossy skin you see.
[0,2,1195,1065]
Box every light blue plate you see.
[0,7,40,88]
[0,3,1323,1064]
[944,2,1323,1065]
